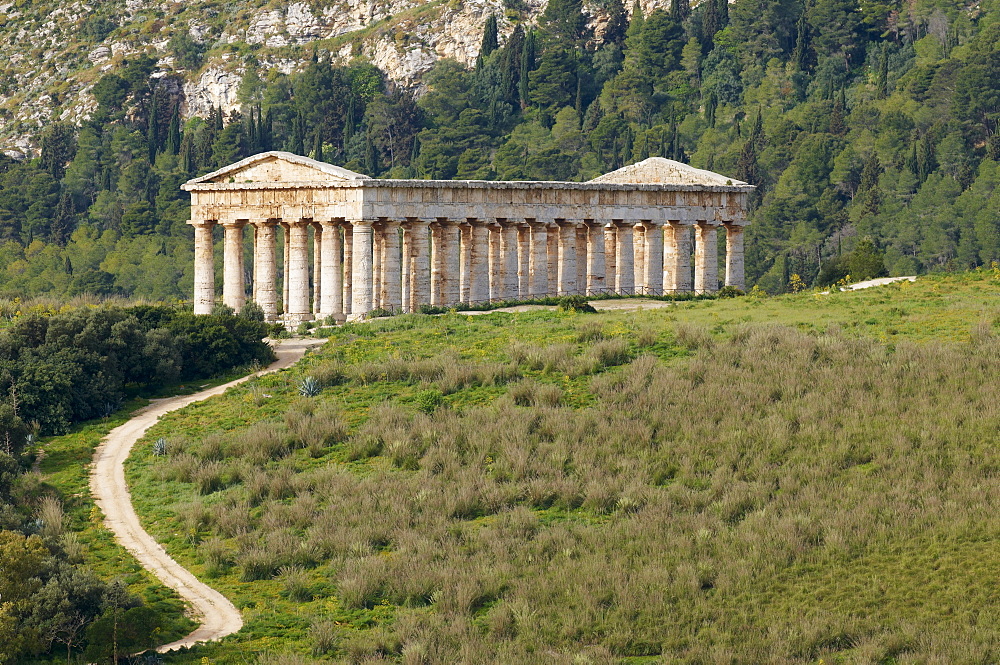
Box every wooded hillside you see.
[1,0,998,297]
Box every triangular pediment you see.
[590,157,746,187]
[184,151,370,186]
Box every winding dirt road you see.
[90,337,326,652]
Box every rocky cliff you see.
[0,0,672,156]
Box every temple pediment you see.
[184,151,370,187]
[590,157,746,187]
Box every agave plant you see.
[152,437,168,457]
[298,376,321,397]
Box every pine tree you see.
[50,191,75,246]
[500,25,524,106]
[829,90,846,136]
[538,0,592,45]
[918,132,937,181]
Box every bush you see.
[558,295,597,313]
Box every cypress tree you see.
[717,0,728,28]
[877,46,890,99]
[182,135,195,174]
[313,128,323,162]
[669,0,690,21]
[519,30,536,109]
[918,132,937,181]
[262,108,274,151]
[64,256,73,275]
[478,14,499,67]
[291,112,305,155]
[829,90,846,136]
[500,25,524,105]
[793,12,815,73]
[705,91,718,128]
[364,134,378,175]
[345,96,356,144]
[147,94,159,163]
[166,107,181,155]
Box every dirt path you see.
[90,337,325,653]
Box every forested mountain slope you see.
[1,0,998,298]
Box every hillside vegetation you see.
[95,270,1000,663]
[3,0,1000,300]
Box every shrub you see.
[558,295,597,313]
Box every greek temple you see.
[181,152,753,323]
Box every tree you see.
[478,14,499,67]
[39,124,77,181]
[537,0,592,46]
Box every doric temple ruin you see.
[182,152,753,323]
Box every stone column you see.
[546,223,558,296]
[460,222,473,303]
[470,220,491,303]
[319,221,342,319]
[633,223,646,295]
[500,220,519,301]
[670,222,693,293]
[488,223,502,300]
[663,223,675,293]
[312,222,323,315]
[381,220,402,311]
[372,223,383,310]
[724,223,746,289]
[442,222,461,306]
[586,221,606,296]
[253,219,279,321]
[342,224,353,315]
[604,224,617,294]
[222,220,246,311]
[517,225,530,298]
[694,222,719,294]
[190,220,216,315]
[351,220,374,318]
[251,225,259,304]
[285,220,312,324]
[575,225,588,295]
[281,223,290,315]
[529,221,548,298]
[430,222,444,306]
[643,222,664,295]
[409,220,431,310]
[616,222,634,295]
[557,221,577,296]
[401,222,411,311]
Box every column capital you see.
[406,218,433,227]
[220,219,248,229]
[349,219,376,229]
[382,219,402,229]
[251,218,279,228]
[187,219,216,228]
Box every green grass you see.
[39,269,1000,663]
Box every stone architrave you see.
[586,221,606,296]
[253,219,279,321]
[528,221,548,298]
[643,222,663,295]
[351,220,374,317]
[222,220,247,311]
[694,222,719,294]
[616,222,634,295]
[318,220,342,318]
[190,220,216,315]
[725,223,745,290]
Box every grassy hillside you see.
[96,269,1000,663]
